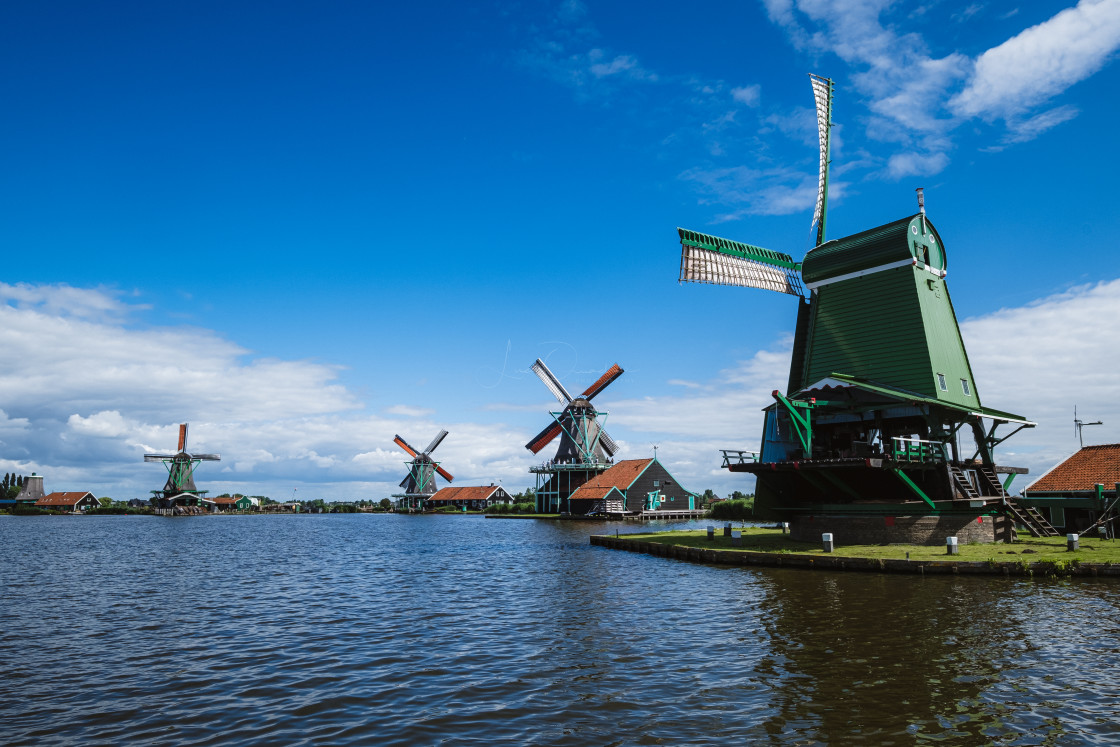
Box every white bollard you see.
[822,532,834,553]
[782,522,790,535]
[731,529,742,547]
[946,536,959,555]
[1067,533,1079,552]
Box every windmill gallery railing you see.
[890,437,949,464]
[721,450,760,468]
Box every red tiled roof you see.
[582,459,652,490]
[35,491,96,507]
[568,485,623,502]
[1026,444,1120,493]
[212,496,243,505]
[428,486,502,502]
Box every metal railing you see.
[721,449,761,468]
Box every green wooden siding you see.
[914,274,979,408]
[804,267,934,393]
[802,215,946,284]
[802,266,977,407]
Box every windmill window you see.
[961,379,971,396]
[653,480,660,487]
[937,374,947,391]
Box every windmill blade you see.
[531,359,573,404]
[581,364,624,401]
[144,453,176,461]
[424,429,449,455]
[678,228,804,297]
[526,422,563,454]
[177,423,188,452]
[192,453,221,461]
[599,429,619,458]
[394,435,420,458]
[435,465,454,483]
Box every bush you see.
[485,501,538,515]
[708,498,755,521]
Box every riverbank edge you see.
[590,534,1120,578]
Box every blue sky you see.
[2,0,1119,500]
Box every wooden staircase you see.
[949,466,980,500]
[953,464,1059,538]
[1002,497,1060,538]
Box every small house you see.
[212,495,252,512]
[1021,444,1120,532]
[567,458,697,515]
[35,492,100,512]
[427,485,513,511]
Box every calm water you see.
[2,514,1119,746]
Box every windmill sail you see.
[810,73,833,246]
[678,228,804,296]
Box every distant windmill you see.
[526,358,623,513]
[144,423,220,508]
[392,430,453,511]
[1075,406,1103,448]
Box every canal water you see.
[1,514,1118,746]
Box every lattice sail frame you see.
[677,228,804,296]
[810,73,833,246]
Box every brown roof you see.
[568,485,623,502]
[212,496,242,504]
[1026,444,1120,493]
[567,459,653,502]
[35,491,96,507]
[428,486,501,502]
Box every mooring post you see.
[707,526,715,541]
[946,536,959,555]
[724,522,732,537]
[731,529,742,547]
[1068,533,1079,552]
[822,533,834,553]
[782,522,790,535]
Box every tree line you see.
[3,473,28,499]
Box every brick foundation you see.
[789,514,1009,546]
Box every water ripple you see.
[3,514,1120,745]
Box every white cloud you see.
[951,0,1120,120]
[0,284,539,500]
[1001,105,1080,145]
[731,84,761,106]
[385,405,435,417]
[885,150,950,179]
[679,164,830,217]
[961,277,1120,484]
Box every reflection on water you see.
[1,515,1118,745]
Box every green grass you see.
[621,527,1120,564]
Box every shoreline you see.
[590,532,1120,578]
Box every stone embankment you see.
[590,534,1120,578]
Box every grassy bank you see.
[620,527,1120,564]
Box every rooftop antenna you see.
[1074,406,1103,448]
[810,74,833,247]
[651,443,659,460]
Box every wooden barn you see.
[566,458,697,516]
[1021,444,1120,534]
[427,485,513,511]
[35,492,99,512]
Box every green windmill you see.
[144,423,221,508]
[678,75,1054,543]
